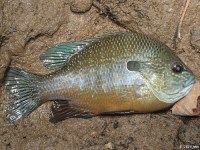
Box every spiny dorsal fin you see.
[50,100,94,123]
[40,32,127,70]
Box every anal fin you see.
[50,100,94,123]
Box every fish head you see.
[128,53,195,104]
[147,60,195,103]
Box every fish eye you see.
[172,63,184,73]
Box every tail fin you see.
[4,68,42,122]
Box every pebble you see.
[70,0,93,13]
[90,131,98,138]
[104,142,113,150]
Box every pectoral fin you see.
[50,100,95,123]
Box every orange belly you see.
[54,87,173,114]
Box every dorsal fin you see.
[40,41,90,69]
[40,32,126,69]
[49,100,95,123]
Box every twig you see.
[176,0,190,39]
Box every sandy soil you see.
[0,0,200,149]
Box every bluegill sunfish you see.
[4,32,195,123]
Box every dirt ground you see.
[0,0,200,150]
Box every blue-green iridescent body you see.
[5,32,195,123]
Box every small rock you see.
[104,142,113,150]
[90,131,97,138]
[70,0,93,13]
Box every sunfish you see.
[4,32,195,123]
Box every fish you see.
[4,32,195,123]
